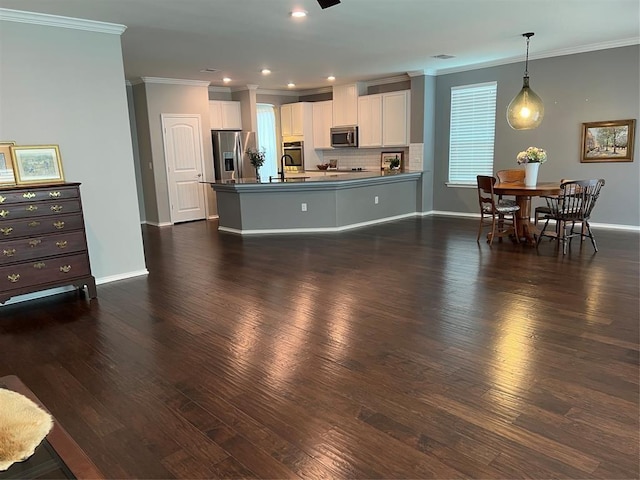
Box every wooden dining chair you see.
[496,169,525,184]
[537,179,605,254]
[476,175,520,245]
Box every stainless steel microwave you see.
[330,126,358,148]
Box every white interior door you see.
[161,114,207,223]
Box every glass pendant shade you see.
[507,76,544,130]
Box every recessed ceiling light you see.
[327,75,336,81]
[261,68,271,75]
[290,10,307,18]
[287,82,296,88]
[223,77,232,83]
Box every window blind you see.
[448,82,497,184]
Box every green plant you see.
[246,148,266,168]
[389,155,400,169]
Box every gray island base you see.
[207,171,423,235]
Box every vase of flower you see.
[516,146,547,187]
[246,148,266,183]
[524,162,539,187]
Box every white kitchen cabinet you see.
[357,90,410,147]
[357,94,383,147]
[382,90,410,147]
[312,100,333,149]
[209,101,242,130]
[281,102,306,137]
[332,83,365,126]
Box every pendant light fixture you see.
[507,32,544,130]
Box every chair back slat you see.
[496,169,525,184]
[545,179,605,221]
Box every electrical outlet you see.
[374,196,379,204]
[301,203,307,212]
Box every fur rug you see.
[0,389,53,471]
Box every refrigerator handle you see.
[236,133,243,178]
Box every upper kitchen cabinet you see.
[281,102,313,138]
[358,94,383,147]
[312,100,333,149]
[358,90,410,147]
[382,90,410,147]
[209,100,242,130]
[332,83,366,127]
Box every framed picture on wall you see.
[0,141,16,185]
[581,119,635,163]
[10,145,65,185]
[381,151,403,171]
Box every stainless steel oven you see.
[282,141,304,172]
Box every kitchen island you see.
[206,170,423,234]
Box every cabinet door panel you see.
[358,95,382,147]
[221,102,242,130]
[383,91,409,146]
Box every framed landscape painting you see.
[0,141,16,185]
[10,145,65,185]
[581,119,635,163]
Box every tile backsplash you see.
[317,147,409,170]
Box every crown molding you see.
[0,8,126,34]
[296,86,333,96]
[435,37,640,76]
[140,77,210,86]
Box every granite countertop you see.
[205,169,415,185]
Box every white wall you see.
[0,13,147,288]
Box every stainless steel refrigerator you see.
[211,130,256,181]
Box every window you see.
[256,104,278,179]
[448,82,497,185]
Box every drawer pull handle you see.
[33,262,46,269]
[0,227,13,236]
[51,205,63,212]
[29,239,41,247]
[3,248,16,256]
[0,195,5,204]
[23,192,36,199]
[0,210,9,218]
[60,265,71,273]
[53,221,65,230]
[56,240,68,249]
[28,221,40,228]
[7,273,20,283]
[26,205,38,212]
[49,191,61,198]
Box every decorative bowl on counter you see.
[317,164,329,170]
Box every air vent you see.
[432,54,455,60]
[200,68,219,73]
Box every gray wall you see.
[0,17,147,287]
[132,81,214,224]
[434,45,640,226]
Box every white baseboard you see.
[429,210,640,231]
[142,220,172,227]
[218,212,419,235]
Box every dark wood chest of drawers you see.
[0,183,96,304]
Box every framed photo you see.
[581,119,635,163]
[0,141,16,185]
[10,145,65,185]
[381,151,404,171]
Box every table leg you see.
[515,195,537,245]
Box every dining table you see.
[493,181,561,245]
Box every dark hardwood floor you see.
[1,216,638,479]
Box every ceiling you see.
[1,0,638,92]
